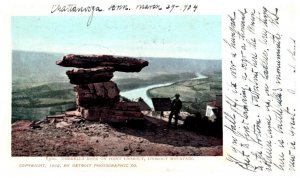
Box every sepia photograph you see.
[11,15,222,156]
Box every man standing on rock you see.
[168,93,182,128]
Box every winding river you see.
[120,73,207,108]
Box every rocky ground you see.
[12,116,222,156]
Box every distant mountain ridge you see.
[12,50,222,121]
[12,50,221,85]
[143,57,221,75]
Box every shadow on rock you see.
[106,116,222,148]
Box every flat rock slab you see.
[112,102,142,111]
[56,54,149,72]
[66,67,114,84]
[78,105,144,122]
[75,82,120,107]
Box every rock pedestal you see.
[56,54,148,122]
[66,67,114,84]
[78,102,144,122]
[75,82,120,107]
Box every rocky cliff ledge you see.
[56,54,149,123]
[12,116,222,156]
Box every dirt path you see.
[12,116,222,156]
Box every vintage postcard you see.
[0,0,299,177]
[11,14,222,156]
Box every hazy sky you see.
[12,16,221,59]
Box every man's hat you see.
[175,93,180,97]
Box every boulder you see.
[112,102,141,111]
[56,54,149,72]
[56,121,71,128]
[78,105,144,122]
[66,67,114,84]
[75,82,120,107]
[12,120,32,131]
[79,107,103,121]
